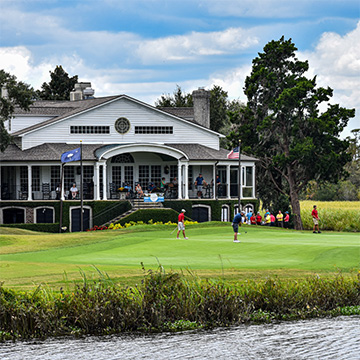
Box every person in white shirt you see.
[70,183,78,199]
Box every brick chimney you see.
[192,88,210,128]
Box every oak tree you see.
[228,37,355,230]
[0,70,35,152]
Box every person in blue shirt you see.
[232,211,244,243]
[216,175,222,197]
[148,182,156,193]
[245,210,253,225]
[195,173,206,198]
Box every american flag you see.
[227,146,239,159]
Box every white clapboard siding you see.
[22,97,220,150]
[7,116,54,134]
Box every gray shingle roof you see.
[167,144,258,161]
[159,107,194,119]
[12,96,121,136]
[0,143,100,162]
[0,143,257,162]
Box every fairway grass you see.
[1,223,359,290]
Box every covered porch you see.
[0,143,256,202]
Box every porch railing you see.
[0,184,95,201]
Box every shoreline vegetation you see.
[1,267,359,341]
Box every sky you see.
[0,0,359,138]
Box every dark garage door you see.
[36,208,54,223]
[192,207,209,223]
[71,208,90,232]
[3,208,25,224]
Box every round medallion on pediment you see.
[115,117,130,134]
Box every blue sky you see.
[0,0,359,137]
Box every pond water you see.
[1,316,359,360]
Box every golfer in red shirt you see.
[176,209,188,239]
[312,205,321,233]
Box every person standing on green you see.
[176,209,188,239]
[232,211,244,243]
[312,205,321,233]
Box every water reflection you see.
[1,316,359,360]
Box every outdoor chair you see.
[18,184,28,200]
[203,184,213,198]
[42,183,51,200]
[109,182,119,199]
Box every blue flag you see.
[61,148,81,163]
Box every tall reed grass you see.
[1,267,359,341]
[300,201,360,232]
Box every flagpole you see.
[238,140,241,213]
[80,140,83,232]
[59,163,65,233]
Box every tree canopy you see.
[155,85,193,108]
[37,65,78,100]
[155,85,230,132]
[0,70,35,152]
[227,37,355,230]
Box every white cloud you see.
[136,28,259,64]
[300,21,360,137]
[0,47,53,88]
[208,65,252,102]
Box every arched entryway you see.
[2,207,25,224]
[192,205,211,222]
[35,207,54,223]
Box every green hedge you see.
[91,201,132,226]
[164,199,259,221]
[0,223,60,233]
[115,209,181,226]
[0,199,259,231]
[0,201,132,232]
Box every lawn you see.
[0,223,359,290]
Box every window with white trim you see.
[32,166,40,191]
[135,126,173,134]
[138,165,149,189]
[51,166,60,191]
[70,126,110,134]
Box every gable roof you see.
[12,95,223,138]
[12,96,121,136]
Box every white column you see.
[27,165,32,201]
[241,166,244,199]
[226,165,231,199]
[212,163,216,199]
[252,165,256,198]
[177,162,182,199]
[102,162,107,200]
[95,162,100,200]
[61,165,65,200]
[184,163,189,199]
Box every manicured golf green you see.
[0,223,359,290]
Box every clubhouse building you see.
[0,83,257,229]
